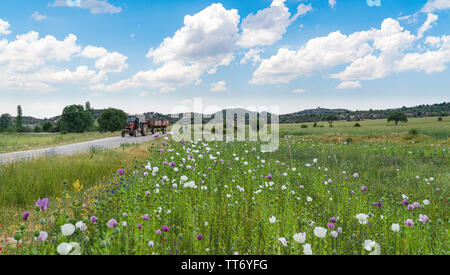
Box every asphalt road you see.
[0,134,162,164]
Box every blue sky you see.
[0,0,449,118]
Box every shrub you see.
[301,124,308,128]
[354,123,361,127]
[409,128,419,135]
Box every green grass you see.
[0,132,120,153]
[280,117,450,140]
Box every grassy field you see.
[0,132,120,153]
[0,117,448,255]
[280,116,450,140]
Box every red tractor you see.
[121,114,148,137]
[121,114,170,137]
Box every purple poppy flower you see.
[405,219,414,227]
[196,234,203,240]
[161,225,170,232]
[361,186,367,191]
[155,229,162,235]
[169,161,175,167]
[338,227,343,234]
[118,169,125,175]
[401,200,409,205]
[145,191,151,196]
[138,224,143,229]
[327,223,335,229]
[142,214,150,220]
[36,198,49,211]
[107,219,118,228]
[329,217,337,223]
[419,214,430,223]
[90,216,98,223]
[267,174,272,180]
[38,231,48,242]
[408,205,415,210]
[353,173,359,178]
[163,161,169,165]
[22,211,30,221]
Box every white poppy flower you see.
[269,216,276,223]
[61,224,76,236]
[278,237,288,247]
[313,227,327,238]
[303,243,313,255]
[57,242,81,255]
[293,232,306,243]
[356,213,369,225]
[391,223,400,232]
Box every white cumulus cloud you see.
[0,18,11,36]
[211,81,227,92]
[421,0,450,13]
[237,0,311,48]
[336,81,362,89]
[31,12,48,21]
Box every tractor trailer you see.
[121,115,169,137]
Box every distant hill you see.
[7,102,449,127]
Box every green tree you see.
[97,108,128,132]
[34,125,42,133]
[0,113,12,129]
[42,121,53,132]
[387,112,408,126]
[16,105,23,132]
[325,114,339,127]
[59,104,94,133]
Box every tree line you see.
[0,102,128,134]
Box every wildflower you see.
[269,216,276,223]
[314,227,327,238]
[75,221,87,231]
[142,214,150,221]
[361,186,367,191]
[36,198,49,211]
[138,224,143,229]
[330,231,338,238]
[404,219,414,227]
[267,174,272,180]
[293,232,306,244]
[307,197,313,202]
[356,213,369,225]
[155,229,162,235]
[73,180,83,192]
[364,240,381,255]
[423,200,430,205]
[107,219,118,228]
[181,175,188,182]
[148,241,154,247]
[61,224,76,236]
[329,217,337,223]
[401,200,409,206]
[57,242,81,255]
[161,225,170,232]
[353,173,359,178]
[327,223,335,229]
[35,231,48,243]
[303,244,312,255]
[22,212,30,221]
[197,234,203,240]
[419,214,430,223]
[278,237,288,246]
[118,169,125,175]
[391,223,400,232]
[90,216,98,223]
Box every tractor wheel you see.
[121,131,126,138]
[131,130,137,137]
[162,127,166,134]
[151,127,155,135]
[141,125,147,136]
